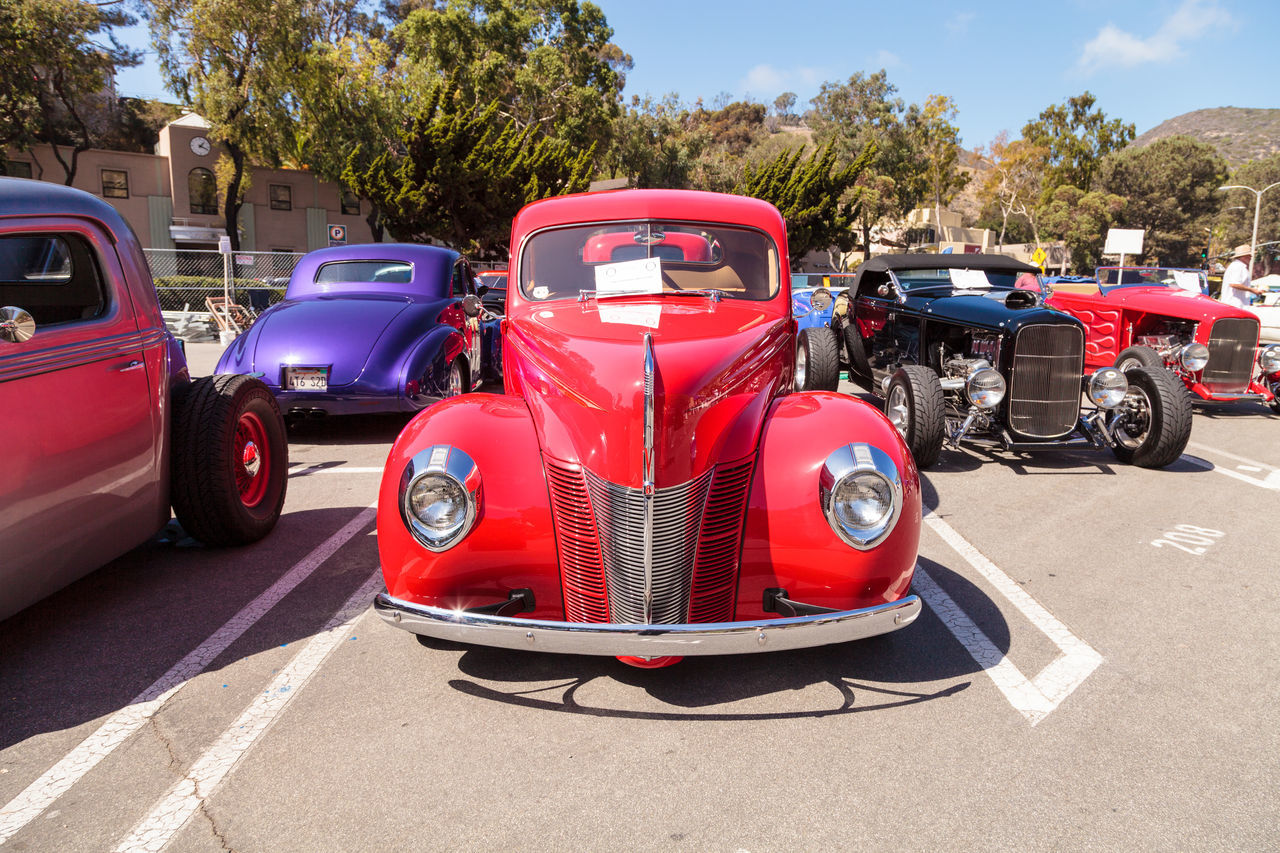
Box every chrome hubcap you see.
[448,362,462,396]
[887,384,910,436]
[1115,385,1153,449]
[241,441,261,478]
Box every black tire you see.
[1115,345,1164,372]
[795,327,840,391]
[171,374,289,546]
[1109,366,1192,468]
[885,365,945,468]
[841,321,873,388]
[1270,392,1280,415]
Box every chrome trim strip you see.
[642,332,655,623]
[374,591,921,656]
[0,326,169,382]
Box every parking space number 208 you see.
[1152,524,1225,556]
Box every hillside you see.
[1132,107,1280,165]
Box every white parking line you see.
[1183,442,1280,490]
[0,505,377,845]
[113,568,385,853]
[288,466,384,477]
[920,507,1103,726]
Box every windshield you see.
[520,221,779,301]
[1096,267,1206,294]
[892,267,1044,294]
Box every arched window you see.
[188,168,217,215]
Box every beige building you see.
[4,113,374,252]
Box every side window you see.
[0,234,106,326]
[450,261,473,297]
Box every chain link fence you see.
[145,249,302,341]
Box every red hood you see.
[504,298,791,488]
[1052,285,1255,323]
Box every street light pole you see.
[1219,182,1280,278]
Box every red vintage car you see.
[0,178,289,621]
[1045,266,1280,412]
[373,189,922,667]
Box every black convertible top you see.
[857,253,1040,274]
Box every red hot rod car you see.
[0,178,288,621]
[1045,267,1280,412]
[373,189,923,667]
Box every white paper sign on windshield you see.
[599,304,661,327]
[594,257,663,294]
[950,268,991,289]
[1171,271,1202,293]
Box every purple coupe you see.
[216,244,498,420]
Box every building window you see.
[269,184,292,211]
[101,169,129,199]
[341,190,360,216]
[188,168,218,215]
[6,161,32,179]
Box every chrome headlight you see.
[1180,342,1209,372]
[833,291,850,317]
[1258,344,1280,374]
[965,366,1006,409]
[1088,367,1128,409]
[399,445,480,551]
[819,444,903,550]
[810,288,832,312]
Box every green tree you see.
[0,0,140,182]
[1096,135,1229,266]
[737,142,875,268]
[1022,91,1134,194]
[1040,186,1125,272]
[392,0,631,151]
[806,70,926,256]
[913,94,969,228]
[148,0,316,250]
[605,94,708,189]
[1218,153,1280,263]
[978,132,1047,249]
[344,90,595,258]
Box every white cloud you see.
[872,49,902,69]
[1076,0,1234,74]
[946,11,975,36]
[740,64,824,96]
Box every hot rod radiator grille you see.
[1008,324,1083,439]
[1203,317,1259,394]
[543,458,753,625]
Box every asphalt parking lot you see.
[2,342,1278,852]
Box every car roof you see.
[0,177,134,242]
[509,189,788,255]
[858,253,1041,274]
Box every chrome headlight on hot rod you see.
[399,444,481,551]
[819,443,903,550]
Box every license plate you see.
[285,367,328,391]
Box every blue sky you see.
[113,0,1277,150]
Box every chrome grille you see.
[544,456,754,625]
[1007,324,1083,439]
[690,460,755,623]
[1203,317,1259,394]
[586,469,712,624]
[544,460,608,623]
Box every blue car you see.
[791,273,855,391]
[216,244,502,421]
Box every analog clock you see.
[189,136,211,156]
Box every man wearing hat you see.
[1220,244,1267,307]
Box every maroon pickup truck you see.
[0,178,288,621]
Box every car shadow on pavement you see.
[284,412,413,445]
[0,506,379,751]
[426,556,1002,721]
[1190,401,1278,419]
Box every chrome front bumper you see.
[373,591,921,656]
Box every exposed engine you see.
[1135,319,1197,362]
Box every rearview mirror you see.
[0,306,35,343]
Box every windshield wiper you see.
[578,288,724,303]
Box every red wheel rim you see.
[234,411,270,507]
